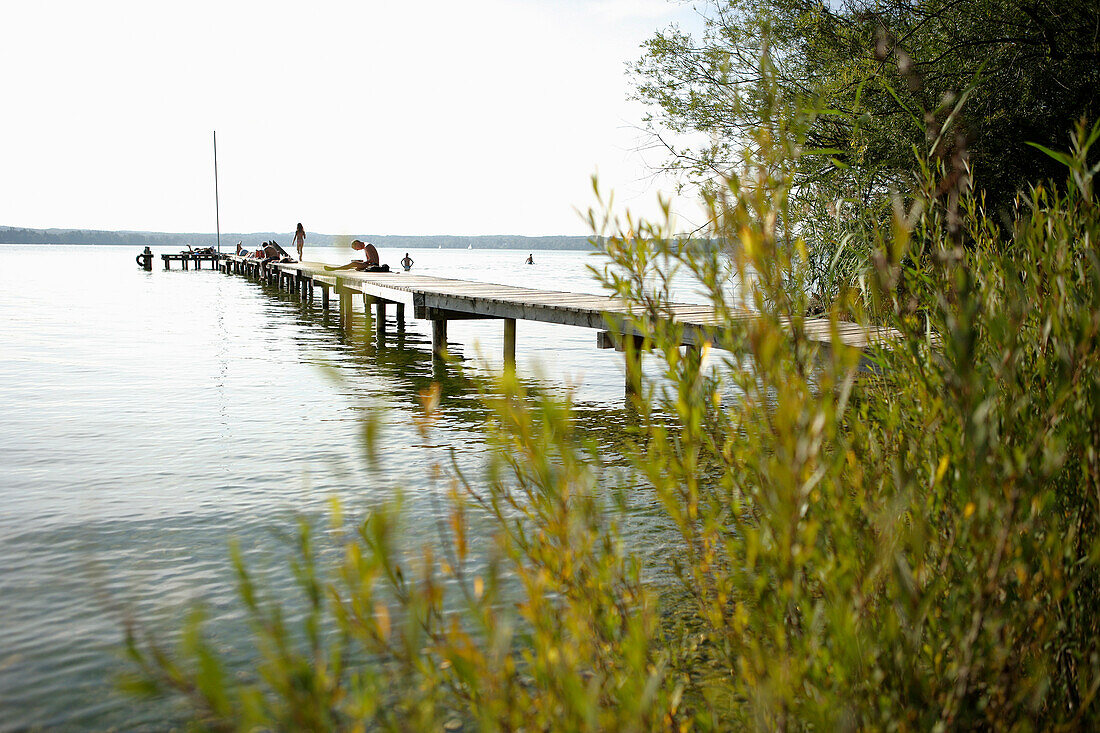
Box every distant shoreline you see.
[0,226,598,251]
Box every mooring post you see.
[432,318,448,357]
[504,318,516,369]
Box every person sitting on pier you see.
[236,241,247,256]
[325,239,389,272]
[256,240,296,263]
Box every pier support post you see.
[624,335,644,396]
[396,303,405,331]
[504,318,516,370]
[321,284,330,311]
[375,301,386,339]
[432,318,448,358]
[361,294,373,335]
[339,287,353,334]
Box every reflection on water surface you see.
[0,244,703,730]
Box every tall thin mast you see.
[213,130,221,254]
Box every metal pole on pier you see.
[213,130,221,254]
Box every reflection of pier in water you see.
[219,255,904,390]
[247,264,644,449]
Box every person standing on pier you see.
[293,223,306,261]
[400,252,414,271]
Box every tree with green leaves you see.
[634,0,1100,304]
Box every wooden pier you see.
[217,254,903,385]
[162,252,220,270]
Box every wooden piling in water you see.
[504,318,516,368]
[432,318,447,357]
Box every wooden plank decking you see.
[161,252,220,270]
[218,255,905,355]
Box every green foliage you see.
[636,0,1100,206]
[123,98,1100,733]
[634,0,1100,306]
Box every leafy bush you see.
[124,104,1100,733]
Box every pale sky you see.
[1,0,702,236]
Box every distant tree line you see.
[0,226,602,251]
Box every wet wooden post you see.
[375,300,386,339]
[504,318,516,369]
[321,283,330,311]
[624,335,644,396]
[338,286,353,334]
[432,318,448,357]
[396,303,405,331]
[361,294,374,335]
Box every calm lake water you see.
[0,243,713,730]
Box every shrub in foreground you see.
[124,119,1100,730]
